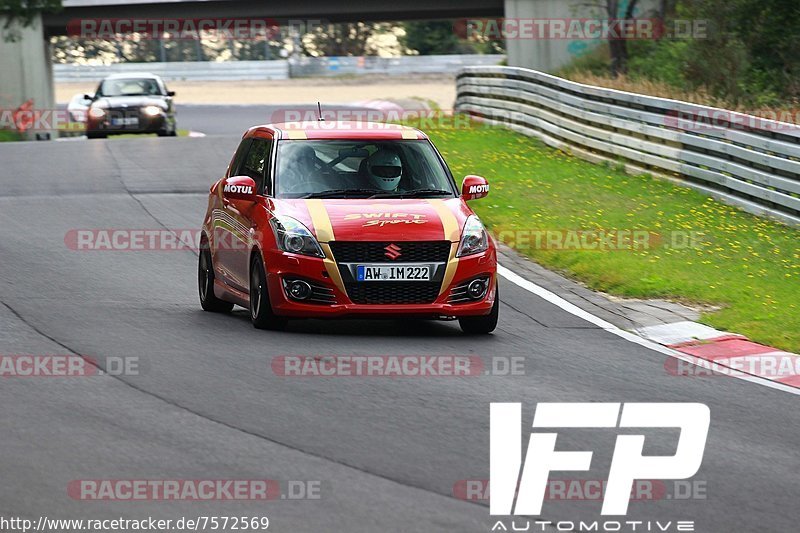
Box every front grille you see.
[345,282,440,304]
[107,107,140,114]
[329,241,451,263]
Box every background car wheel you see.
[198,246,233,313]
[458,285,499,334]
[250,256,288,330]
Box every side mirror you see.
[461,175,490,200]
[223,176,257,202]
[83,94,94,101]
[167,91,176,97]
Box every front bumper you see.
[264,245,497,319]
[86,113,168,134]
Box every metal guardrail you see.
[455,66,800,226]
[289,54,505,77]
[54,60,290,82]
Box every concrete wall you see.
[54,60,291,82]
[504,0,658,72]
[0,15,55,139]
[288,54,504,77]
[53,55,506,83]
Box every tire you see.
[250,255,288,330]
[198,246,234,313]
[458,284,499,334]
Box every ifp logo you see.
[490,403,710,516]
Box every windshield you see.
[98,78,163,97]
[274,140,457,198]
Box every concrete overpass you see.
[42,0,504,32]
[2,0,648,138]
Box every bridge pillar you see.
[0,14,55,140]
[504,0,657,73]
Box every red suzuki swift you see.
[198,121,498,334]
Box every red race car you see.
[198,121,498,334]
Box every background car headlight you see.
[269,216,325,258]
[88,107,106,119]
[456,215,489,257]
[143,105,162,116]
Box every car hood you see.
[271,198,471,243]
[93,95,166,108]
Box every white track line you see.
[498,264,800,396]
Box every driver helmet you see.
[365,149,402,191]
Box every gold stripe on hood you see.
[427,199,461,296]
[304,200,346,295]
[426,199,460,242]
[305,199,335,242]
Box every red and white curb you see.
[638,321,800,388]
[498,265,800,396]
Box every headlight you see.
[269,216,325,258]
[88,107,106,118]
[456,215,488,257]
[143,105,162,116]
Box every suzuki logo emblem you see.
[384,244,402,260]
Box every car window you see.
[229,139,252,178]
[98,78,162,97]
[240,138,271,195]
[274,140,456,198]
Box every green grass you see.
[0,129,22,142]
[427,123,800,352]
[0,128,191,141]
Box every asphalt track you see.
[181,104,382,136]
[0,111,798,532]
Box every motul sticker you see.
[224,184,253,194]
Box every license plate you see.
[111,117,138,126]
[356,264,432,282]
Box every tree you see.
[606,0,640,77]
[681,0,800,103]
[1,0,62,41]
[299,22,392,57]
[401,20,464,55]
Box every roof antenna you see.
[317,101,325,122]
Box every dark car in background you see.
[85,73,177,139]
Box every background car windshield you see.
[99,78,162,97]
[274,140,456,198]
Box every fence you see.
[288,54,504,77]
[53,55,506,83]
[54,60,290,82]
[455,66,800,226]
